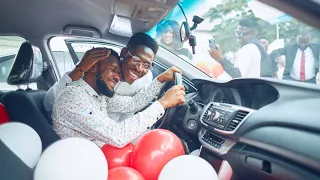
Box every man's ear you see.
[120,48,128,60]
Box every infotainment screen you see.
[201,103,236,130]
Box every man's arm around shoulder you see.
[43,72,72,112]
[106,79,163,114]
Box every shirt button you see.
[160,113,163,116]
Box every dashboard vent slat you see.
[201,104,213,122]
[226,110,249,131]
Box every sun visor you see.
[114,1,169,21]
[110,0,180,37]
[110,15,155,37]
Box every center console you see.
[198,102,254,155]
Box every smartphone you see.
[209,39,216,50]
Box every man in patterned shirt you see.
[52,43,185,148]
[44,32,170,121]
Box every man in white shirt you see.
[52,47,185,148]
[271,31,320,83]
[209,18,266,78]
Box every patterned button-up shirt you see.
[52,78,164,148]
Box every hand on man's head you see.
[78,48,111,73]
[157,66,182,83]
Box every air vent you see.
[226,110,249,131]
[201,104,213,122]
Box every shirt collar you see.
[76,78,99,97]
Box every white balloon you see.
[34,137,108,180]
[190,149,200,156]
[0,122,42,168]
[159,155,219,180]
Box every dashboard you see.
[177,78,320,180]
[193,79,279,110]
[181,78,280,156]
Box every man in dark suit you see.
[271,31,320,83]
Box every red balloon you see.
[108,167,145,180]
[101,143,134,169]
[212,63,224,78]
[0,103,9,125]
[194,61,214,77]
[131,129,184,180]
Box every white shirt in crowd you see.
[52,78,164,148]
[43,70,153,113]
[290,47,316,80]
[234,44,261,77]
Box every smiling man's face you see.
[96,56,121,97]
[121,45,154,84]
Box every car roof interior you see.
[0,0,179,43]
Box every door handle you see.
[246,156,272,173]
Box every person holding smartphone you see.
[209,18,267,78]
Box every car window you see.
[49,37,75,76]
[0,36,37,91]
[49,37,122,77]
[149,0,320,85]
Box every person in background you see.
[259,37,269,52]
[271,31,320,83]
[209,18,267,78]
[259,37,278,77]
[156,20,193,61]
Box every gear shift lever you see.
[188,99,198,114]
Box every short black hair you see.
[109,48,120,60]
[239,18,257,29]
[126,32,159,54]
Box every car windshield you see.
[148,0,320,84]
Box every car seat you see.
[2,42,60,150]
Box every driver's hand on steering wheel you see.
[157,66,182,83]
[158,84,185,109]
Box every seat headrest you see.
[7,42,43,85]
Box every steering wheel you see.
[152,72,183,129]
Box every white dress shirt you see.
[290,47,316,80]
[52,78,164,148]
[234,44,261,77]
[43,70,153,112]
